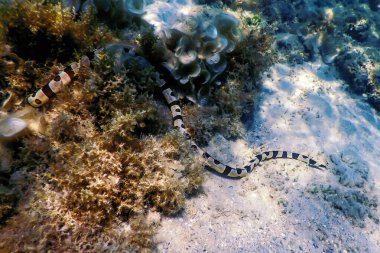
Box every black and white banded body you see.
[26,56,91,107]
[159,79,326,178]
[26,52,326,178]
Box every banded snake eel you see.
[26,51,326,178]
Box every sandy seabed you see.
[155,61,380,252]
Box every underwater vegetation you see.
[0,0,378,251]
[0,56,203,252]
[0,0,271,251]
[0,0,102,63]
[62,0,147,27]
[183,27,274,144]
[56,0,248,103]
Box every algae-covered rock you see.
[63,0,147,24]
[262,1,296,23]
[0,145,12,175]
[320,185,377,227]
[346,20,370,42]
[368,92,380,110]
[329,148,369,188]
[0,184,16,222]
[275,33,307,65]
[335,49,374,94]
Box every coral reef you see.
[143,1,243,101]
[0,4,207,251]
[0,0,272,251]
[171,8,274,144]
[63,0,147,27]
[0,61,205,252]
[161,12,241,85]
[59,0,245,102]
[178,30,272,145]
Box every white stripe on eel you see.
[160,85,326,178]
[26,58,88,108]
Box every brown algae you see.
[0,0,271,251]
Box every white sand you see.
[155,61,380,252]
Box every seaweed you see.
[2,0,93,62]
[0,30,205,252]
[0,0,114,112]
[182,17,274,143]
[0,1,272,251]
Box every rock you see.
[263,2,295,23]
[9,169,29,194]
[302,33,320,61]
[346,21,370,42]
[318,185,378,227]
[319,34,341,64]
[275,33,307,64]
[0,117,28,142]
[368,93,380,111]
[0,183,16,221]
[335,49,374,94]
[0,146,12,175]
[368,0,380,11]
[329,149,369,188]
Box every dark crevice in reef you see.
[7,27,82,64]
